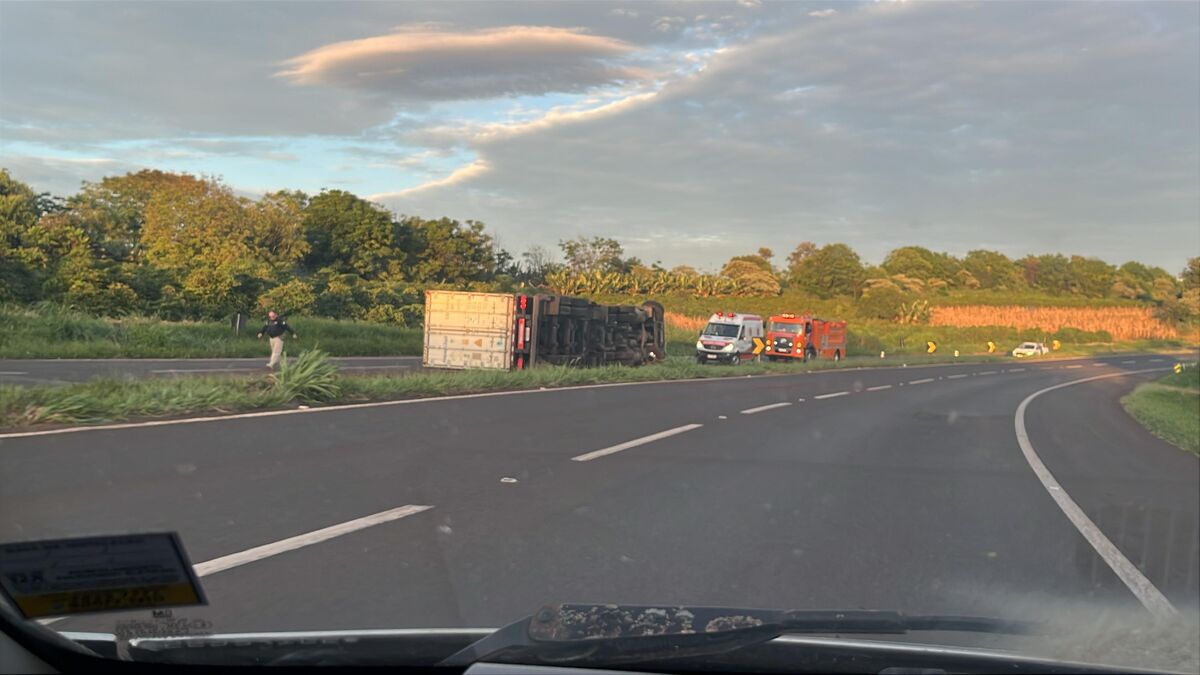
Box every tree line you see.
[2,169,1197,326]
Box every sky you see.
[1,0,1198,272]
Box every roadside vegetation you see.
[1,348,1015,429]
[0,304,420,358]
[4,349,1190,430]
[2,169,1197,351]
[1121,366,1200,455]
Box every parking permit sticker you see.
[0,533,206,619]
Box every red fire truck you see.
[763,313,848,362]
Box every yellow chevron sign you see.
[926,341,937,354]
[987,341,996,354]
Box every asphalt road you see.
[0,356,423,385]
[0,354,1196,657]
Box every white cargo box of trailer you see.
[423,290,515,370]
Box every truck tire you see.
[834,350,841,362]
[696,355,706,365]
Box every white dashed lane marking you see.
[571,424,704,462]
[946,374,968,379]
[865,384,893,391]
[813,391,850,399]
[740,402,793,415]
[907,378,935,385]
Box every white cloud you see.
[277,26,645,100]
[808,9,837,18]
[370,159,491,199]
[376,2,1200,270]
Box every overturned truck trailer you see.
[423,290,666,370]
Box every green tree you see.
[790,243,866,298]
[722,254,773,274]
[1023,254,1072,294]
[68,170,204,263]
[302,190,395,278]
[962,250,1020,290]
[404,217,504,284]
[0,169,44,301]
[558,236,626,274]
[882,246,961,286]
[785,241,817,273]
[858,284,906,321]
[1180,257,1199,291]
[720,259,780,296]
[141,177,306,317]
[1067,256,1116,297]
[881,247,935,281]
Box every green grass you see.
[1121,366,1200,455]
[4,348,1194,430]
[0,304,421,358]
[0,348,1013,429]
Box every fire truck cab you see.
[764,313,847,362]
[695,312,764,365]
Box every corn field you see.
[665,312,707,331]
[929,305,1177,340]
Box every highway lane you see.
[0,356,423,385]
[0,354,1195,648]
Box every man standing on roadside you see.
[256,310,297,369]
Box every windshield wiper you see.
[439,603,1039,667]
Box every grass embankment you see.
[0,305,421,358]
[1121,367,1200,455]
[0,349,1016,429]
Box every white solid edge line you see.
[1121,361,1136,364]
[865,384,893,391]
[37,505,434,626]
[193,505,433,577]
[0,372,28,375]
[151,368,258,373]
[1014,368,1177,619]
[1063,365,1084,369]
[571,424,703,462]
[907,378,935,385]
[813,391,850,399]
[740,402,792,415]
[1009,368,1026,372]
[945,374,968,380]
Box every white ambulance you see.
[695,312,765,365]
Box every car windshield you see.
[1,1,1198,673]
[703,323,741,338]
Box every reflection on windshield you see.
[703,323,740,338]
[768,323,800,333]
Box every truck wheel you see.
[730,354,742,366]
[696,355,706,365]
[834,350,841,362]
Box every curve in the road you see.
[1015,368,1176,619]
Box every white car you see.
[1011,341,1049,358]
